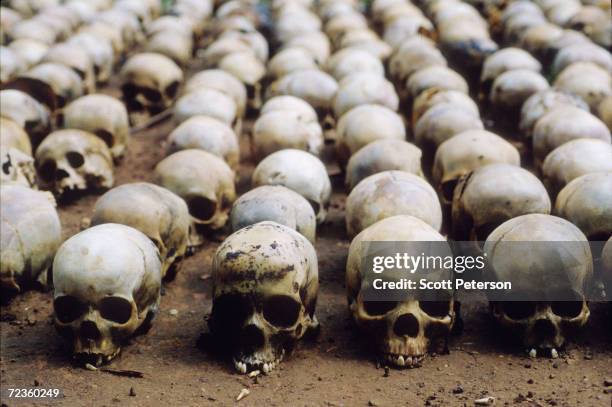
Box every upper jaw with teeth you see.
[233,350,285,374]
[383,353,424,368]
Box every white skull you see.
[67,33,115,84]
[35,129,114,196]
[53,223,162,366]
[42,43,96,94]
[389,36,446,88]
[8,18,57,45]
[0,89,50,147]
[145,31,194,67]
[16,62,84,108]
[0,117,35,188]
[210,221,319,374]
[219,29,269,63]
[79,21,125,58]
[230,185,316,243]
[8,39,48,68]
[488,69,549,122]
[325,13,368,47]
[184,69,247,118]
[335,29,392,61]
[406,66,468,100]
[260,96,319,123]
[325,48,384,82]
[383,14,435,49]
[267,47,319,80]
[252,149,331,223]
[1,184,61,293]
[553,62,611,111]
[412,88,479,127]
[266,69,339,116]
[480,48,542,96]
[282,31,331,64]
[333,72,399,118]
[551,42,612,78]
[0,46,26,85]
[173,88,237,129]
[97,9,144,49]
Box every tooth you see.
[405,356,413,366]
[396,356,405,367]
[239,362,247,374]
[551,348,558,359]
[528,348,537,358]
[263,363,270,373]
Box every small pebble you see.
[169,309,178,316]
[474,396,495,406]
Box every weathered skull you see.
[346,215,455,368]
[1,184,61,293]
[452,163,551,241]
[8,18,57,46]
[282,31,332,65]
[173,88,237,130]
[97,9,144,49]
[412,88,479,127]
[325,13,368,47]
[42,43,96,94]
[345,139,422,191]
[267,47,319,80]
[503,9,548,45]
[218,51,266,109]
[0,89,50,148]
[91,183,191,279]
[145,31,194,67]
[8,39,48,68]
[553,62,611,111]
[275,7,322,44]
[260,96,318,124]
[252,149,331,223]
[0,7,22,45]
[484,214,592,353]
[0,117,35,187]
[333,72,399,118]
[230,185,316,243]
[153,149,236,233]
[166,116,239,171]
[67,33,115,84]
[551,42,612,79]
[62,94,129,161]
[146,15,194,40]
[120,52,183,114]
[554,172,612,241]
[567,5,611,48]
[433,130,521,206]
[335,29,392,61]
[53,223,162,366]
[325,48,384,82]
[346,170,442,238]
[184,69,247,119]
[35,129,114,196]
[202,37,255,68]
[480,48,542,97]
[406,66,468,101]
[0,46,26,85]
[220,29,269,63]
[210,221,319,374]
[383,15,435,50]
[488,69,549,124]
[15,62,84,108]
[79,21,125,58]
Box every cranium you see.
[15,62,84,108]
[120,52,183,114]
[325,13,368,47]
[145,31,194,67]
[267,47,319,80]
[1,184,61,293]
[553,62,611,111]
[173,88,237,129]
[333,72,399,118]
[503,13,548,47]
[53,223,162,366]
[345,139,422,192]
[42,43,96,94]
[382,15,435,50]
[260,96,318,124]
[35,129,114,197]
[220,29,269,63]
[62,94,130,161]
[346,170,442,238]
[488,69,549,124]
[230,185,316,243]
[252,149,331,223]
[8,19,57,46]
[8,39,48,68]
[218,51,266,109]
[275,7,322,43]
[0,7,22,44]
[202,37,254,68]
[0,89,50,148]
[598,96,612,130]
[412,88,479,126]
[282,31,331,65]
[0,46,26,85]
[551,42,612,79]
[67,33,115,84]
[346,215,455,368]
[153,149,236,234]
[116,0,161,25]
[0,117,35,187]
[146,15,194,40]
[518,23,564,61]
[91,183,191,279]
[452,163,551,241]
[97,9,144,49]
[554,172,612,241]
[406,66,468,100]
[335,29,392,61]
[566,5,611,48]
[210,221,319,374]
[484,214,592,353]
[480,48,542,97]
[325,48,384,82]
[184,69,247,118]
[79,21,125,58]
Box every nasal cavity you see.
[533,318,556,340]
[79,321,101,340]
[393,313,420,337]
[240,324,265,352]
[55,168,70,180]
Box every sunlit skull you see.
[62,94,129,161]
[0,89,50,148]
[220,29,269,63]
[346,215,455,368]
[566,5,611,48]
[383,14,435,50]
[202,37,254,68]
[484,214,592,353]
[184,69,247,119]
[260,96,318,124]
[8,18,57,46]
[145,31,193,67]
[282,31,331,64]
[553,62,611,111]
[230,185,316,243]
[550,42,612,79]
[267,47,319,80]
[345,139,422,191]
[0,46,26,85]
[488,69,549,124]
[333,72,399,118]
[480,48,542,97]
[153,149,236,235]
[412,88,479,127]
[173,88,237,131]
[0,117,35,188]
[79,21,125,58]
[275,7,322,43]
[35,129,114,196]
[218,51,266,110]
[325,13,368,47]
[67,33,114,84]
[97,9,144,49]
[120,52,183,114]
[406,66,468,101]
[326,48,384,82]
[42,43,96,94]
[252,149,331,224]
[452,163,551,241]
[8,39,48,68]
[1,184,61,293]
[15,62,84,108]
[91,183,191,279]
[554,172,612,241]
[336,29,392,61]
[210,221,319,374]
[53,223,162,366]
[166,116,239,171]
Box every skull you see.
[202,37,255,68]
[553,62,611,111]
[325,48,384,82]
[62,94,130,161]
[480,48,542,98]
[383,15,435,50]
[346,215,455,368]
[554,172,612,241]
[335,29,392,61]
[15,62,84,108]
[551,42,612,79]
[0,46,26,85]
[325,13,368,47]
[0,89,50,148]
[346,170,442,238]
[35,129,114,196]
[8,39,48,68]
[0,7,22,44]
[275,7,322,43]
[145,31,194,67]
[282,31,332,65]
[153,149,236,234]
[252,149,331,224]
[218,51,266,109]
[1,184,61,293]
[333,72,399,118]
[173,88,237,131]
[267,47,319,80]
[184,69,247,119]
[483,214,592,353]
[79,21,125,58]
[146,15,194,40]
[0,117,35,188]
[166,116,240,171]
[452,163,551,241]
[120,52,183,114]
[91,183,191,279]
[433,130,521,206]
[260,96,318,124]
[406,66,468,102]
[230,185,316,243]
[210,221,319,374]
[412,88,479,128]
[503,9,548,45]
[42,43,96,94]
[8,19,57,46]
[345,139,423,192]
[53,223,162,366]
[67,33,115,84]
[219,29,269,63]
[97,9,144,49]
[566,5,611,48]
[488,69,549,125]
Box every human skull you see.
[1,184,61,292]
[0,117,35,188]
[554,172,612,241]
[145,31,194,67]
[120,52,183,114]
[383,14,435,50]
[42,43,96,94]
[219,29,269,63]
[67,33,115,84]
[333,72,399,118]
[335,29,392,61]
[153,149,236,234]
[597,96,612,130]
[218,51,266,109]
[230,185,316,243]
[8,18,57,46]
[53,223,162,366]
[406,66,468,101]
[252,149,331,224]
[324,13,368,47]
[62,94,129,161]
[267,47,319,80]
[388,36,446,88]
[8,39,48,68]
[173,88,237,130]
[184,69,247,118]
[35,129,114,196]
[79,21,125,58]
[326,48,385,82]
[260,96,318,123]
[553,62,611,111]
[346,215,455,368]
[91,183,191,279]
[566,5,611,48]
[488,69,549,124]
[282,31,332,64]
[0,46,26,85]
[0,7,22,44]
[483,214,592,353]
[15,62,84,108]
[452,164,551,241]
[550,43,612,79]
[0,89,50,148]
[480,48,542,97]
[412,88,479,127]
[210,221,318,374]
[97,9,144,49]
[202,37,254,68]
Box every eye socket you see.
[165,81,180,99]
[187,196,217,221]
[551,301,583,319]
[502,302,537,320]
[263,295,301,328]
[441,179,458,203]
[99,296,133,324]
[37,160,57,181]
[420,301,451,318]
[94,129,114,148]
[363,301,397,316]
[212,293,253,328]
[307,199,320,215]
[54,295,86,323]
[121,84,138,99]
[142,87,162,102]
[65,151,84,168]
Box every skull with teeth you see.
[35,129,114,197]
[53,223,162,366]
[483,214,592,354]
[90,182,192,280]
[210,221,319,374]
[346,215,455,368]
[0,117,36,187]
